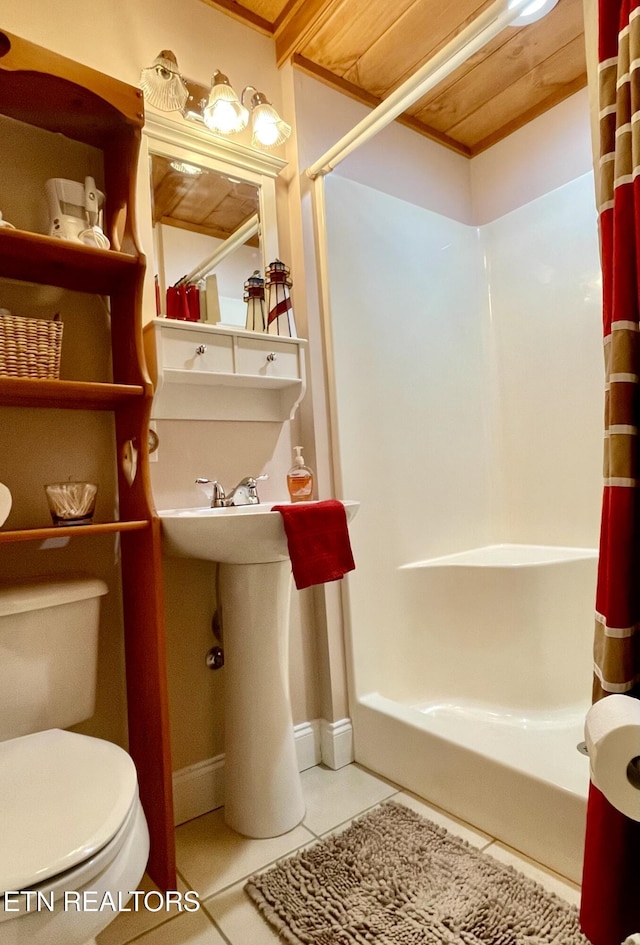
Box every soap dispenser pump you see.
[287,446,314,502]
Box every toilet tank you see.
[0,576,108,741]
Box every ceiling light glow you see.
[508,0,559,26]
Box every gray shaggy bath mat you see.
[245,801,588,944]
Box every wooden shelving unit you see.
[0,227,141,293]
[0,520,149,543]
[0,377,145,409]
[0,29,176,888]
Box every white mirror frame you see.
[139,112,286,321]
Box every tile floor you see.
[97,762,581,945]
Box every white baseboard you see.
[319,717,354,770]
[294,719,322,771]
[172,716,353,825]
[172,754,226,826]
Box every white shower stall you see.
[322,168,604,882]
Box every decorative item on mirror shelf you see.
[166,282,201,321]
[0,211,15,229]
[244,270,266,332]
[266,259,296,337]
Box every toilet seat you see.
[0,729,138,894]
[0,793,144,926]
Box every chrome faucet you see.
[195,475,268,507]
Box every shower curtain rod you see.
[306,0,535,179]
[176,212,260,285]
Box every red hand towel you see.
[272,499,356,590]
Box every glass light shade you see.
[203,71,249,134]
[249,94,291,149]
[169,160,203,175]
[140,50,188,112]
[508,0,559,25]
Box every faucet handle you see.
[195,478,226,507]
[211,481,226,506]
[244,473,268,502]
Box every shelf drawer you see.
[145,319,306,421]
[160,327,234,373]
[236,337,300,380]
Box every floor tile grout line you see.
[173,777,508,913]
[206,910,234,945]
[113,893,234,945]
[194,786,487,903]
[311,791,401,839]
[114,763,580,943]
[193,793,402,903]
[194,830,317,901]
[113,911,183,945]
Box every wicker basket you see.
[0,312,63,379]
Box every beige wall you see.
[1,1,321,773]
[0,114,128,748]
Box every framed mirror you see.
[141,113,285,328]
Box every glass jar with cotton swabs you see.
[44,481,98,527]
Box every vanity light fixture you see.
[203,71,249,134]
[507,0,559,26]
[139,52,291,150]
[242,87,292,149]
[139,50,188,112]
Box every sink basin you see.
[158,500,359,565]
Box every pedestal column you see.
[219,559,305,837]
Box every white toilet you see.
[0,576,150,945]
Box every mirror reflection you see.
[149,153,261,326]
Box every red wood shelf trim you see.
[0,520,149,544]
[0,227,141,293]
[0,377,144,409]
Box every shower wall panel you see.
[324,174,493,697]
[324,171,602,701]
[482,173,603,547]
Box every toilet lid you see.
[0,729,138,892]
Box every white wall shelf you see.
[144,319,307,421]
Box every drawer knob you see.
[267,352,277,362]
[195,344,207,355]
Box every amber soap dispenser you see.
[287,446,314,502]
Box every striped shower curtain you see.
[580,1,640,943]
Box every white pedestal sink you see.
[158,500,358,838]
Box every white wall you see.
[287,72,599,711]
[292,73,593,228]
[324,168,603,700]
[292,70,474,225]
[483,172,603,546]
[324,174,494,696]
[470,88,594,224]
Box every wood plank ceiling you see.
[150,154,260,241]
[199,0,587,156]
